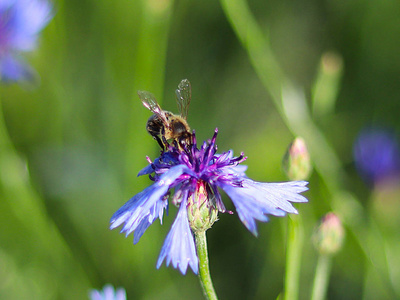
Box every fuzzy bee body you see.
[139,79,192,149]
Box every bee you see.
[138,79,192,150]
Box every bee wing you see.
[175,79,191,120]
[138,90,169,125]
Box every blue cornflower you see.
[89,284,126,300]
[111,129,308,274]
[0,0,53,81]
[353,127,400,185]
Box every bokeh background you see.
[1,0,400,299]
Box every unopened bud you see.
[312,52,343,117]
[321,52,343,75]
[313,213,345,255]
[187,181,218,233]
[283,137,312,180]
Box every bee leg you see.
[160,126,169,149]
[161,135,169,148]
[154,136,165,150]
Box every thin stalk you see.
[311,254,332,300]
[195,230,218,300]
[284,215,304,300]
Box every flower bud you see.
[312,52,343,117]
[313,213,345,255]
[187,181,218,233]
[283,137,312,181]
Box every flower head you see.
[282,137,312,181]
[89,284,126,300]
[313,212,345,255]
[353,127,400,186]
[111,128,308,275]
[0,0,53,82]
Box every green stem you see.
[311,254,332,300]
[284,215,304,300]
[195,230,218,300]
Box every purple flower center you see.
[146,129,246,211]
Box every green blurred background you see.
[1,0,400,299]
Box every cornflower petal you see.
[221,180,308,236]
[137,163,155,177]
[89,284,126,300]
[0,0,53,81]
[132,216,153,245]
[3,0,53,51]
[110,164,192,243]
[157,197,198,275]
[353,127,400,185]
[0,54,33,81]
